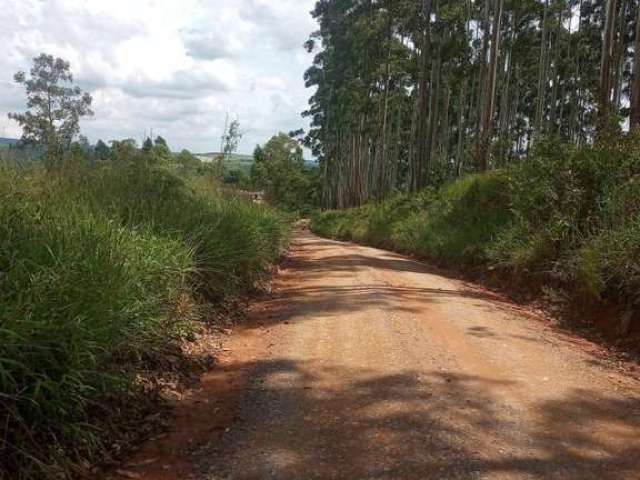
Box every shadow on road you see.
[207,358,640,480]
[257,238,512,326]
[197,232,640,479]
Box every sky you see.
[0,0,318,154]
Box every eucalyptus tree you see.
[477,0,505,170]
[9,53,93,170]
[599,0,618,130]
[630,6,640,129]
[303,0,640,208]
[214,116,242,175]
[411,0,434,191]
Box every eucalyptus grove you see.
[303,0,640,208]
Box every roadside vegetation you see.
[250,132,320,214]
[304,0,640,334]
[1,55,288,479]
[312,135,640,329]
[302,0,640,209]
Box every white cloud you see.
[120,68,233,99]
[239,0,315,51]
[0,0,318,153]
[182,28,243,60]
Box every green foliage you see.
[175,149,202,176]
[142,136,154,152]
[488,136,640,283]
[304,0,640,207]
[154,135,168,148]
[94,139,110,160]
[0,154,287,478]
[251,133,319,213]
[312,173,511,268]
[397,173,512,266]
[312,136,640,312]
[8,54,93,169]
[225,168,251,188]
[574,221,640,306]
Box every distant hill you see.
[0,137,20,148]
[195,152,317,172]
[196,152,252,163]
[195,152,254,174]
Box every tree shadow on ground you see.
[256,241,516,329]
[202,358,640,480]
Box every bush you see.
[572,176,640,307]
[0,160,287,479]
[312,172,511,268]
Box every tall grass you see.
[0,159,287,479]
[312,135,640,316]
[312,172,511,268]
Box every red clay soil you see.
[108,230,640,480]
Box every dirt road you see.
[125,230,640,480]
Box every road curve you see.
[129,229,640,480]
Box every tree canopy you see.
[251,133,319,211]
[8,53,93,169]
[303,0,640,208]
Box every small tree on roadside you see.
[251,133,317,211]
[222,120,241,159]
[216,116,242,175]
[8,53,93,170]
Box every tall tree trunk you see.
[411,0,433,191]
[558,1,574,137]
[477,0,504,171]
[612,0,628,111]
[535,0,550,138]
[440,83,451,160]
[456,78,468,175]
[456,0,473,175]
[476,0,491,142]
[570,0,584,145]
[599,0,618,131]
[510,65,521,157]
[375,10,393,198]
[499,11,515,161]
[427,45,442,165]
[631,7,640,129]
[548,7,564,132]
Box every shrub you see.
[312,172,511,268]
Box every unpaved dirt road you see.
[125,230,640,480]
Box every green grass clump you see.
[0,160,287,479]
[311,135,640,314]
[312,172,511,268]
[571,176,640,306]
[394,173,511,266]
